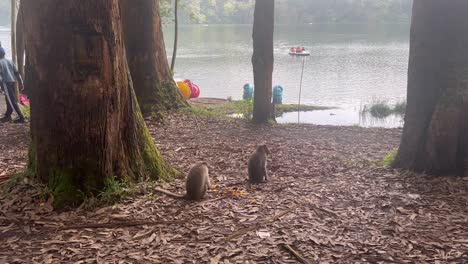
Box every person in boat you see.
[0,47,26,123]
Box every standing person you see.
[0,47,25,123]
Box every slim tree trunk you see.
[121,0,186,116]
[393,0,468,176]
[252,0,274,123]
[170,0,179,72]
[10,0,17,64]
[16,0,24,77]
[22,0,176,208]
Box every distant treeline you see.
[162,0,413,25]
[0,0,413,26]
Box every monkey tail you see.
[154,188,186,199]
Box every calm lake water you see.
[0,24,410,128]
[165,24,410,127]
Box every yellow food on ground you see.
[177,82,192,99]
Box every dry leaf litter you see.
[0,109,467,263]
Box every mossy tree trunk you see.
[393,0,468,176]
[22,0,176,208]
[121,0,186,116]
[252,0,275,124]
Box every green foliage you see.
[235,99,253,120]
[182,100,330,122]
[393,101,406,115]
[47,168,81,208]
[181,105,228,119]
[157,0,412,25]
[0,0,414,26]
[369,102,393,118]
[361,100,406,118]
[22,105,30,119]
[98,176,127,204]
[275,104,332,116]
[381,149,398,168]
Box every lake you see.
[164,24,410,128]
[0,24,410,128]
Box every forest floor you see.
[1,100,468,263]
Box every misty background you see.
[0,0,413,26]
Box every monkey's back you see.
[248,152,266,183]
[186,165,209,200]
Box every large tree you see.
[121,0,186,115]
[22,0,176,208]
[393,0,468,176]
[252,0,274,123]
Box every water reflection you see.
[164,24,410,110]
[276,108,404,128]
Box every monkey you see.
[248,144,270,183]
[154,162,211,201]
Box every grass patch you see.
[22,105,30,119]
[181,105,230,119]
[381,149,398,168]
[97,176,129,204]
[276,104,332,116]
[234,99,253,120]
[183,99,332,121]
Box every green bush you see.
[369,102,393,118]
[361,100,407,118]
[393,101,406,115]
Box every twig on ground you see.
[186,195,229,211]
[225,203,302,241]
[272,180,296,193]
[58,220,185,230]
[281,244,312,264]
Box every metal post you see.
[297,57,306,123]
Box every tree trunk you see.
[393,0,468,176]
[10,0,17,64]
[170,0,179,72]
[16,0,24,77]
[121,0,186,116]
[22,0,176,208]
[252,0,274,123]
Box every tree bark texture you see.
[252,0,274,123]
[121,0,186,116]
[393,0,468,176]
[22,0,176,208]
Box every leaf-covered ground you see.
[1,109,467,263]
